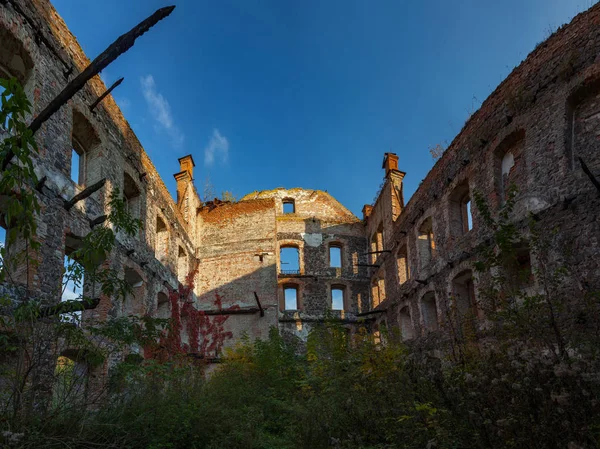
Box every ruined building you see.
[1,0,600,389]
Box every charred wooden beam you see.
[200,307,260,316]
[253,291,265,317]
[415,279,428,285]
[89,77,124,111]
[64,178,106,211]
[579,157,600,194]
[39,297,100,318]
[1,6,175,170]
[89,214,107,228]
[356,263,380,268]
[356,309,387,317]
[362,250,391,255]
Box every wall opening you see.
[331,285,345,311]
[155,215,168,264]
[123,172,141,221]
[156,292,170,319]
[421,292,438,332]
[566,78,600,171]
[282,199,295,214]
[450,181,473,236]
[452,269,476,317]
[52,352,88,408]
[177,246,188,282]
[371,277,385,308]
[280,245,300,275]
[329,244,342,268]
[514,241,534,286]
[399,306,414,340]
[417,217,435,269]
[124,267,144,316]
[494,129,525,205]
[62,234,85,324]
[396,244,409,285]
[72,110,100,187]
[283,284,299,310]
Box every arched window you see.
[71,111,100,186]
[53,351,88,407]
[396,244,409,285]
[449,181,473,236]
[123,172,141,221]
[399,306,414,340]
[494,130,525,204]
[156,292,170,319]
[177,246,188,282]
[418,217,435,269]
[371,277,385,308]
[124,267,144,316]
[421,292,438,331]
[329,243,342,268]
[155,215,169,263]
[280,245,300,275]
[452,270,476,317]
[331,285,345,311]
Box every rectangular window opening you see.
[329,245,342,268]
[284,286,298,310]
[283,200,295,214]
[331,287,344,311]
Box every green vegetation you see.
[1,79,600,449]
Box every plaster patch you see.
[301,232,323,247]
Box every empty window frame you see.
[396,245,409,285]
[371,279,380,308]
[123,172,141,219]
[399,306,415,340]
[155,215,169,263]
[452,270,476,317]
[124,267,144,316]
[156,292,170,319]
[514,242,534,286]
[71,111,100,187]
[417,217,435,268]
[331,286,345,311]
[280,245,300,275]
[177,246,188,282]
[282,199,295,214]
[283,284,299,310]
[329,244,342,268]
[71,137,84,185]
[421,292,438,331]
[450,181,473,236]
[494,130,525,204]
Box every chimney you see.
[178,154,195,179]
[362,204,373,221]
[382,152,399,177]
[173,155,195,206]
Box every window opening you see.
[329,244,342,268]
[331,287,344,311]
[284,285,298,310]
[283,199,295,214]
[280,246,300,275]
[397,245,409,285]
[418,217,435,268]
[421,292,438,331]
[399,307,414,340]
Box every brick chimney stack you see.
[178,154,195,179]
[174,154,195,206]
[382,152,399,176]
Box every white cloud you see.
[204,129,229,167]
[140,75,184,147]
[61,286,79,302]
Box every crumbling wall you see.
[365,3,600,340]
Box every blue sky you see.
[52,0,594,216]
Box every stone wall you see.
[364,3,600,340]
